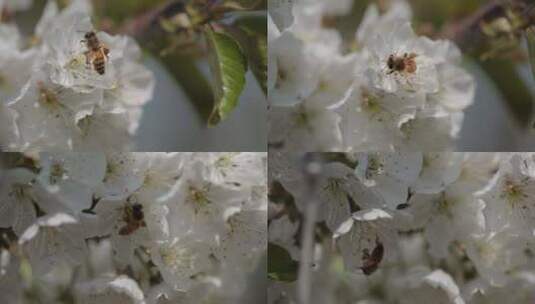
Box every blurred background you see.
[14,0,267,151]
[331,0,535,151]
[135,58,266,151]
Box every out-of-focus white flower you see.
[0,23,21,51]
[268,214,300,260]
[404,193,485,259]
[18,213,85,276]
[411,152,464,194]
[267,152,535,303]
[268,30,320,107]
[268,0,294,32]
[0,24,37,102]
[464,227,527,286]
[395,269,465,304]
[0,168,36,235]
[269,98,343,151]
[0,0,33,13]
[356,0,412,46]
[75,275,146,304]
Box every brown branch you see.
[120,0,265,39]
[120,0,186,39]
[442,0,535,53]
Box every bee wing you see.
[102,46,110,57]
[84,51,96,65]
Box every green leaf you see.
[232,16,268,95]
[204,26,248,126]
[268,243,298,282]
[525,26,535,84]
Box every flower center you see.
[49,162,67,185]
[103,161,119,183]
[437,195,455,218]
[361,90,380,111]
[317,79,329,92]
[160,243,195,271]
[275,61,287,89]
[293,106,315,128]
[501,178,527,206]
[37,82,60,108]
[323,177,346,201]
[215,154,236,169]
[367,156,384,177]
[187,184,211,214]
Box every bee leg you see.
[84,51,91,66]
[118,226,129,236]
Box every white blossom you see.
[0,0,154,152]
[0,152,266,302]
[268,0,475,151]
[268,152,535,303]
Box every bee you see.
[118,203,146,236]
[82,31,109,75]
[387,52,418,75]
[360,238,384,275]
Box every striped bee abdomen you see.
[93,57,105,75]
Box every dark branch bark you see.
[121,0,185,39]
[443,0,535,53]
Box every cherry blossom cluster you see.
[269,152,535,303]
[268,0,475,151]
[0,152,267,303]
[0,0,155,152]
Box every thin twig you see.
[120,0,264,39]
[297,154,322,304]
[121,0,185,38]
